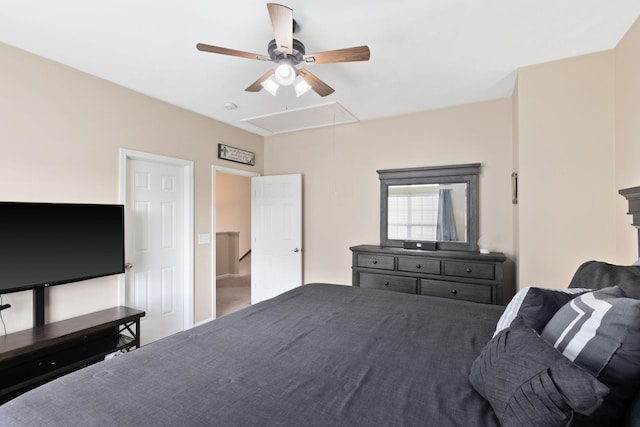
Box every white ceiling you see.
[1,1,639,136]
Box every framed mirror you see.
[378,163,480,251]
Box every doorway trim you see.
[211,165,260,320]
[118,148,195,331]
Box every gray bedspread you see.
[0,283,504,426]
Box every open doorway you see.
[213,166,258,318]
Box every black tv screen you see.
[0,202,125,294]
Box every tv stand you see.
[0,306,144,403]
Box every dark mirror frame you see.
[378,163,480,252]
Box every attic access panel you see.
[241,102,358,134]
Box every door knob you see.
[125,262,133,270]
[293,248,300,253]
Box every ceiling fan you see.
[196,3,370,97]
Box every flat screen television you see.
[0,202,125,295]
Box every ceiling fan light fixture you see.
[261,76,280,96]
[274,63,296,86]
[294,76,312,97]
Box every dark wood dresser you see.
[350,245,506,305]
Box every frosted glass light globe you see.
[275,64,296,86]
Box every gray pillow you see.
[494,286,592,336]
[470,318,608,427]
[541,286,640,424]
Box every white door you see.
[251,174,302,304]
[125,158,186,345]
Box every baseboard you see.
[194,317,215,327]
[216,273,240,280]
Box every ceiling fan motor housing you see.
[268,38,306,64]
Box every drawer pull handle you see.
[372,260,378,265]
[451,289,458,294]
[465,268,472,273]
[416,264,421,268]
[384,282,389,286]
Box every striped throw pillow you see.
[494,286,591,337]
[541,286,640,425]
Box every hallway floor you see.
[216,254,250,317]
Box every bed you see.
[1,262,640,426]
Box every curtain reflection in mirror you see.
[436,189,458,241]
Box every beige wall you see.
[515,51,617,288]
[615,17,640,262]
[0,42,263,333]
[264,98,515,286]
[215,172,252,257]
[511,81,521,277]
[512,17,640,287]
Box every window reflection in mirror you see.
[388,183,468,242]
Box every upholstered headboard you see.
[569,261,640,298]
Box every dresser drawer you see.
[419,279,493,304]
[397,256,440,275]
[443,260,494,280]
[359,273,417,294]
[357,254,395,270]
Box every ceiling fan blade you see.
[299,69,334,97]
[303,45,370,64]
[196,43,270,61]
[267,3,293,55]
[245,70,275,92]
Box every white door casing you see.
[251,174,302,304]
[119,149,193,345]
